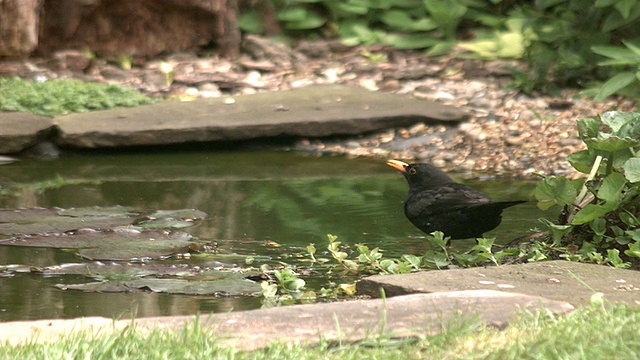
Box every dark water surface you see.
[0,151,547,321]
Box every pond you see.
[0,150,546,322]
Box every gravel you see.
[0,37,634,178]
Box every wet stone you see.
[0,112,55,153]
[0,290,574,348]
[356,260,640,307]
[54,85,468,149]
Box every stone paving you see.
[1,260,638,349]
[0,84,466,153]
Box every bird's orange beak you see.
[386,159,409,173]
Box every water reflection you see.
[0,151,547,321]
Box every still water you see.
[0,150,545,321]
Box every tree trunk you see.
[212,0,240,59]
[0,0,40,57]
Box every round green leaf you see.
[623,157,640,182]
[597,172,626,203]
[601,111,640,133]
[567,150,597,173]
[534,176,577,210]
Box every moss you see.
[0,77,157,117]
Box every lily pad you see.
[56,272,262,296]
[41,261,250,280]
[0,207,208,236]
[146,209,208,220]
[0,208,136,235]
[1,229,195,260]
[135,209,209,230]
[57,206,139,218]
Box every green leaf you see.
[380,10,436,31]
[597,172,626,203]
[572,204,611,225]
[623,157,640,182]
[421,250,451,269]
[602,3,640,32]
[594,72,636,101]
[620,211,640,227]
[426,231,449,248]
[615,0,637,19]
[278,7,309,22]
[238,11,265,33]
[601,111,640,133]
[536,0,568,9]
[473,237,495,252]
[539,218,573,243]
[339,20,383,46]
[612,115,640,139]
[424,0,467,22]
[423,0,466,38]
[260,281,278,299]
[606,249,630,268]
[590,217,607,236]
[336,1,369,15]
[626,229,640,242]
[567,150,597,173]
[425,41,455,56]
[534,176,577,210]
[284,278,306,291]
[624,241,640,258]
[280,8,326,30]
[381,33,438,50]
[584,135,640,153]
[577,117,602,140]
[594,0,619,6]
[401,254,422,269]
[622,39,640,56]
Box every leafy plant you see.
[535,111,640,268]
[239,0,505,51]
[237,0,640,98]
[590,40,640,100]
[258,231,551,302]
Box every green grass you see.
[0,77,156,117]
[2,302,640,359]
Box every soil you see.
[1,37,635,178]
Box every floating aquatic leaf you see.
[146,209,208,221]
[41,262,249,280]
[1,229,195,261]
[57,206,139,218]
[135,209,208,230]
[135,219,197,230]
[56,272,261,296]
[0,207,208,236]
[0,208,136,235]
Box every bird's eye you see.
[408,167,417,175]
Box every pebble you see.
[517,109,538,122]
[468,97,494,109]
[346,141,360,149]
[198,83,221,98]
[407,123,427,136]
[6,42,630,178]
[434,91,455,100]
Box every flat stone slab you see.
[54,85,467,148]
[0,112,54,153]
[0,290,572,349]
[357,260,640,307]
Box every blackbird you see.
[386,159,525,240]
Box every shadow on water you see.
[0,150,551,321]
